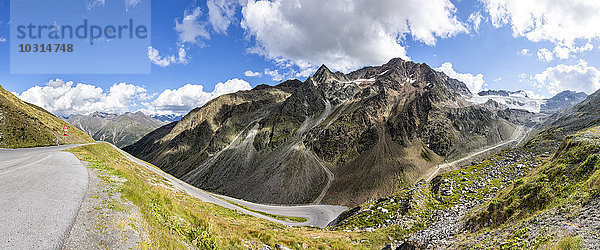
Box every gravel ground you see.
[62,161,148,249]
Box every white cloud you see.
[175,7,210,45]
[207,0,239,34]
[519,73,529,83]
[147,46,188,67]
[534,60,600,95]
[537,48,554,62]
[150,7,209,67]
[553,43,593,60]
[17,79,148,117]
[518,48,530,56]
[553,46,571,60]
[142,78,252,115]
[481,0,600,46]
[86,0,105,10]
[494,77,502,82]
[468,11,484,32]
[125,0,141,11]
[535,43,593,62]
[244,70,262,77]
[435,62,486,94]
[0,37,6,42]
[264,68,286,81]
[240,0,467,73]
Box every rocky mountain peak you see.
[384,57,407,67]
[312,64,335,83]
[89,111,118,119]
[550,90,587,101]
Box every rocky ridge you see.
[126,58,519,207]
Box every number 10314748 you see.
[18,44,74,52]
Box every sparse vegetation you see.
[555,234,583,250]
[66,143,403,248]
[0,85,94,148]
[468,126,600,229]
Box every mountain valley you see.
[126,58,538,207]
[64,111,166,148]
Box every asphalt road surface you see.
[0,145,87,249]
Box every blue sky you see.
[0,0,599,116]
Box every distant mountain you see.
[470,90,543,113]
[0,85,94,148]
[125,58,518,206]
[64,111,165,148]
[470,89,587,115]
[151,114,183,123]
[546,89,600,135]
[65,111,118,136]
[540,90,587,114]
[478,89,528,97]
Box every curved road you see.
[0,143,347,249]
[0,144,87,249]
[107,143,348,228]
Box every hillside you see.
[64,142,418,249]
[545,89,600,136]
[332,88,600,249]
[65,111,166,148]
[125,58,520,206]
[0,85,94,148]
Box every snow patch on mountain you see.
[468,90,545,113]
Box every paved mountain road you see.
[0,143,347,249]
[0,145,87,249]
[107,143,348,228]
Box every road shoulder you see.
[62,159,148,249]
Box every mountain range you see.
[150,114,184,123]
[64,111,166,148]
[2,59,599,248]
[125,58,529,206]
[470,89,587,114]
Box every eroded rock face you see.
[125,58,517,206]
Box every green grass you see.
[332,181,438,239]
[68,143,217,249]
[555,234,583,250]
[0,85,94,148]
[66,143,397,248]
[467,129,600,229]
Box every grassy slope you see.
[66,143,401,249]
[333,125,599,248]
[467,126,600,230]
[0,85,94,148]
